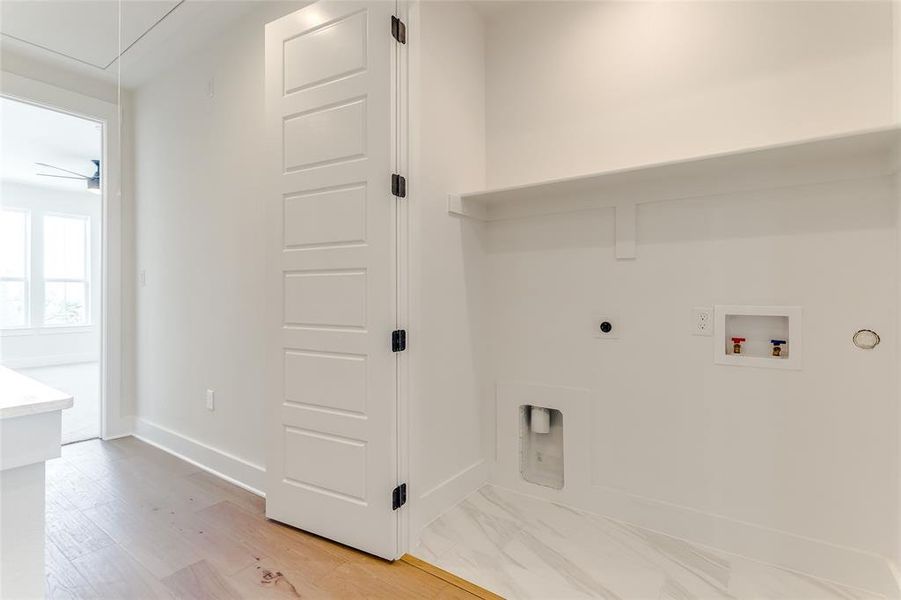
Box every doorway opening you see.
[0,96,104,444]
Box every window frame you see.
[0,207,31,330]
[41,212,91,328]
[0,207,96,334]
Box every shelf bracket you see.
[447,194,488,220]
[614,202,636,260]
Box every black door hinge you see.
[392,329,406,352]
[391,16,406,44]
[392,483,407,510]
[391,173,406,198]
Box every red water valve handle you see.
[731,337,746,343]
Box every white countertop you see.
[0,366,73,420]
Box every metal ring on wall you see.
[852,329,880,350]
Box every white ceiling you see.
[0,96,102,192]
[0,1,181,69]
[0,0,257,89]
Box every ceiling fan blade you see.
[36,173,86,180]
[34,162,90,178]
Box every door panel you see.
[283,270,367,328]
[284,185,367,248]
[265,0,398,559]
[283,100,367,170]
[284,350,368,414]
[283,10,368,94]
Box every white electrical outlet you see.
[205,389,215,411]
[692,307,713,336]
[139,270,146,287]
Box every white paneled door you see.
[265,1,402,559]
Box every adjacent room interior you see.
[1,96,103,445]
[1,1,901,598]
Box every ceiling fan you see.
[35,160,101,193]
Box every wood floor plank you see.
[315,560,449,600]
[187,470,266,514]
[46,506,116,562]
[61,438,133,462]
[360,559,453,597]
[228,555,333,599]
[45,539,100,600]
[45,471,80,517]
[70,544,175,600]
[73,458,224,518]
[163,504,263,576]
[81,499,202,579]
[436,585,485,599]
[48,438,493,599]
[400,554,504,600]
[46,460,125,512]
[196,501,350,563]
[161,559,243,600]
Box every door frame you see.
[0,71,125,440]
[394,0,412,557]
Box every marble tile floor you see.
[413,486,884,600]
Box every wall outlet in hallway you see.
[206,389,215,411]
[692,307,713,336]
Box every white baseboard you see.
[412,459,488,546]
[132,417,266,497]
[103,414,134,441]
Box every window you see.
[43,215,89,326]
[0,209,29,328]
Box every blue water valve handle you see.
[770,339,786,357]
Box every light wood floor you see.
[45,437,488,599]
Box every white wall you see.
[486,1,896,187]
[0,50,119,106]
[487,179,897,586]
[132,2,307,481]
[410,1,490,539]
[470,0,899,592]
[0,182,101,368]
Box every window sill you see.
[1,325,94,337]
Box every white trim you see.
[412,459,489,543]
[0,71,124,442]
[1,326,95,337]
[405,0,427,554]
[1,353,98,370]
[132,418,266,496]
[394,0,412,560]
[99,426,133,442]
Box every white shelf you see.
[448,127,900,259]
